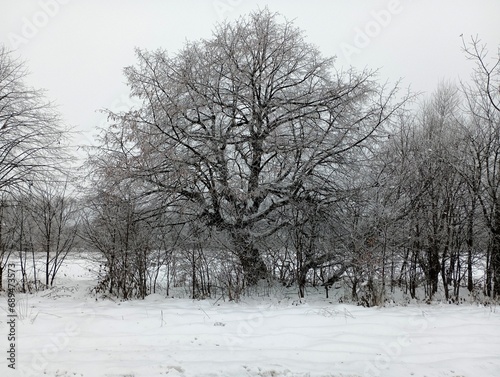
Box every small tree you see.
[30,181,79,287]
[461,36,500,298]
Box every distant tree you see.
[81,189,146,299]
[384,83,470,300]
[30,181,79,287]
[98,9,405,285]
[9,194,37,292]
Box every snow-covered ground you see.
[1,254,499,377]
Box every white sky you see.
[1,0,499,148]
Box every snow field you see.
[0,254,499,377]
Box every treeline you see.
[1,10,499,304]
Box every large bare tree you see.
[98,10,405,284]
[0,46,68,193]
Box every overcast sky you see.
[1,0,499,148]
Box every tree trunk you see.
[454,255,461,301]
[467,206,474,292]
[352,277,358,301]
[441,245,449,301]
[410,249,418,299]
[490,206,500,298]
[485,241,492,297]
[232,229,267,286]
[492,232,500,298]
[239,246,267,286]
[427,245,440,299]
[297,267,307,298]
